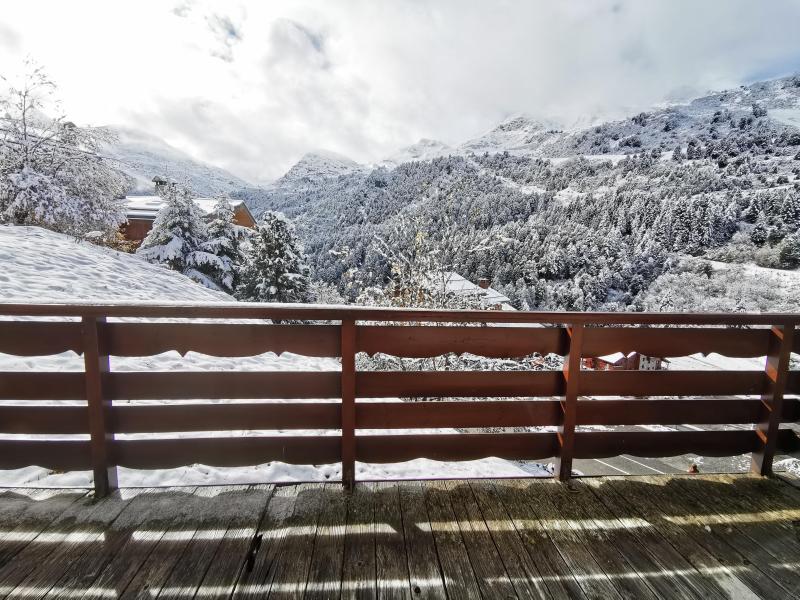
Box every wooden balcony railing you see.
[0,302,798,497]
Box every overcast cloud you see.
[2,0,800,182]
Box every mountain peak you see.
[380,138,452,167]
[459,114,562,155]
[276,150,360,187]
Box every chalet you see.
[443,272,513,310]
[583,351,668,371]
[120,195,257,246]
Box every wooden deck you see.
[0,475,799,599]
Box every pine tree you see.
[136,183,217,285]
[197,196,247,293]
[236,212,311,303]
[780,191,800,228]
[750,213,769,245]
[779,233,800,268]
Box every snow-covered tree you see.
[236,212,310,303]
[0,61,127,237]
[136,183,218,288]
[197,196,248,293]
[779,233,800,268]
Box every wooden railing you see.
[0,302,798,496]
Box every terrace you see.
[0,303,799,597]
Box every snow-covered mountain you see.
[458,115,564,155]
[102,126,251,196]
[248,74,800,197]
[379,138,453,167]
[274,151,361,188]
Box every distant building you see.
[443,272,513,310]
[583,352,668,371]
[120,195,257,246]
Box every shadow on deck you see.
[0,474,799,599]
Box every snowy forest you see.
[238,76,800,313]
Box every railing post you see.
[82,316,117,497]
[341,319,356,490]
[751,324,794,476]
[556,323,583,482]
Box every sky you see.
[2,0,800,183]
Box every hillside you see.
[102,126,251,197]
[238,74,800,312]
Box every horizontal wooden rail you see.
[112,437,341,469]
[1,302,798,495]
[357,325,567,358]
[1,398,797,435]
[105,323,341,358]
[105,372,341,400]
[582,327,773,358]
[1,301,800,325]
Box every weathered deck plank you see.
[117,487,215,600]
[232,484,299,599]
[583,478,730,600]
[660,475,800,597]
[0,488,134,598]
[0,475,796,600]
[0,489,87,569]
[501,480,622,600]
[604,477,766,599]
[568,480,702,600]
[79,487,200,599]
[157,485,272,600]
[468,481,567,600]
[542,480,660,600]
[305,483,348,599]
[265,482,325,599]
[485,481,588,600]
[398,482,446,600]
[423,481,482,600]
[341,481,377,600]
[196,484,274,600]
[374,482,411,600]
[444,480,518,598]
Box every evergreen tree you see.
[780,191,800,228]
[236,212,311,303]
[198,196,247,293]
[750,213,769,245]
[136,183,217,287]
[779,233,800,268]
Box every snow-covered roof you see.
[596,351,670,363]
[125,196,245,220]
[443,272,511,306]
[598,352,628,364]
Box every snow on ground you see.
[770,107,800,129]
[668,353,765,371]
[0,225,230,304]
[0,225,543,486]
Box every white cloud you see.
[2,0,800,182]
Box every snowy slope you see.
[638,257,800,313]
[102,126,251,196]
[0,225,230,303]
